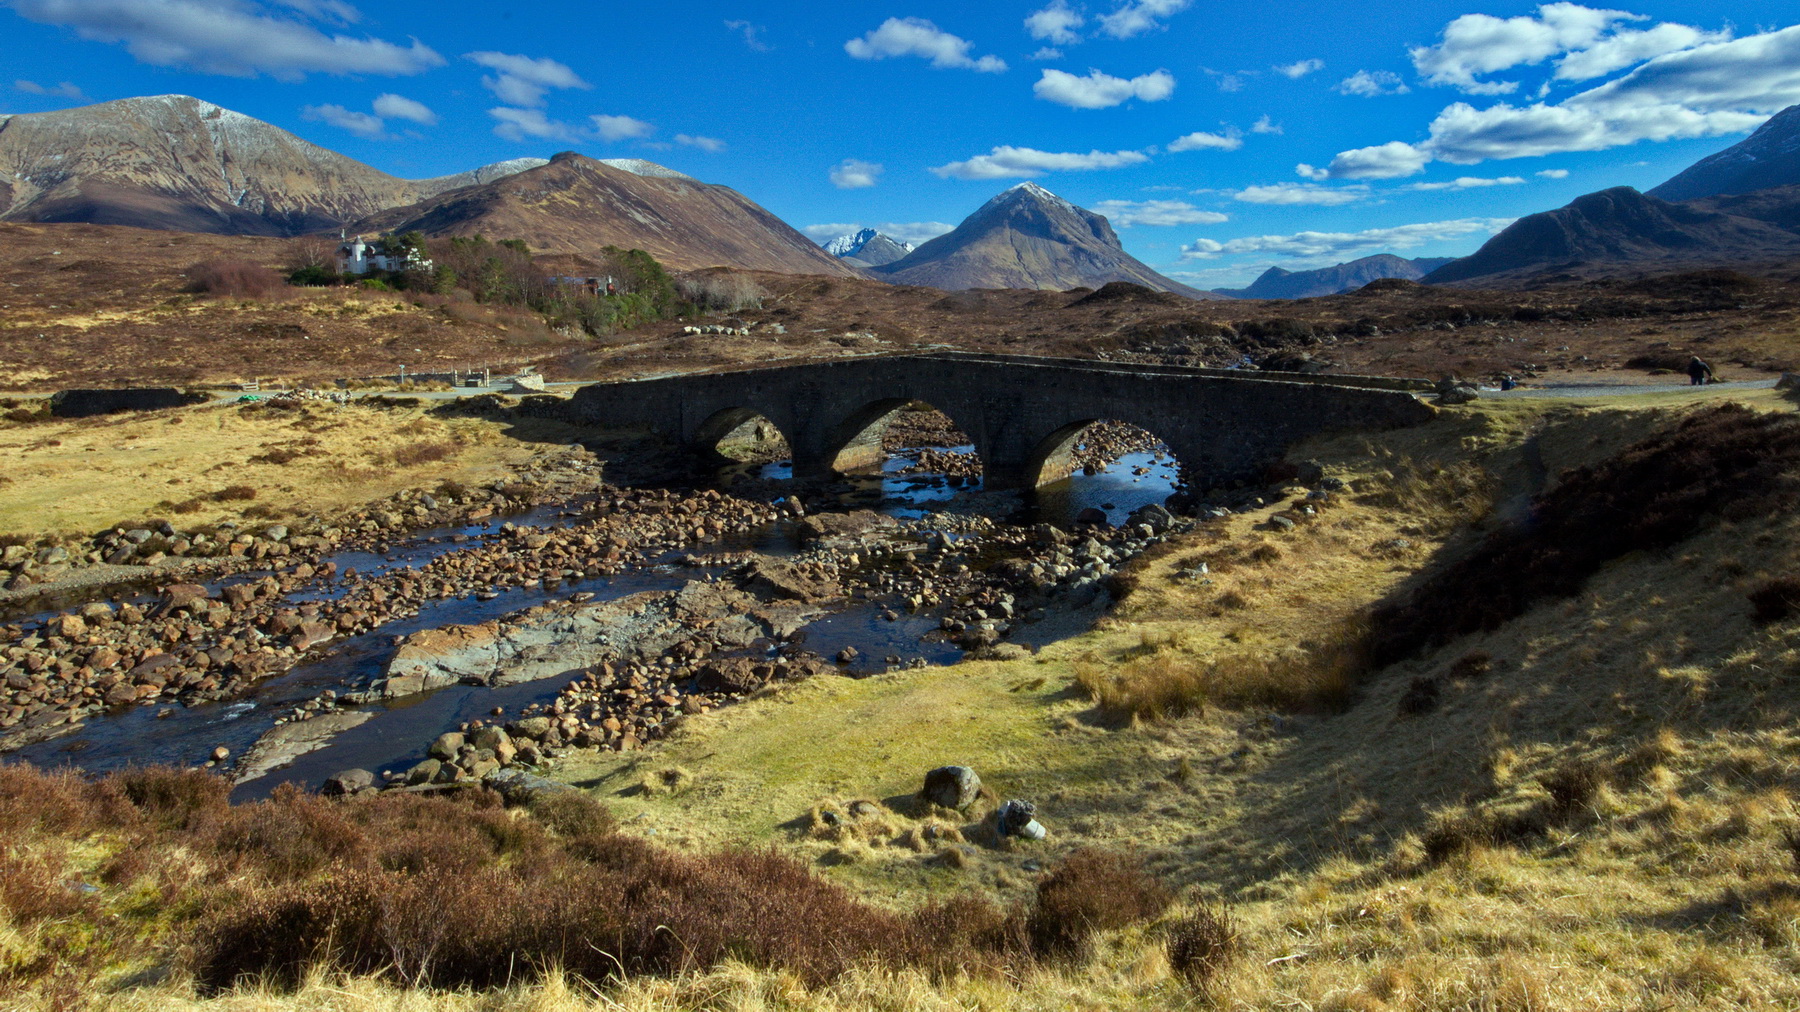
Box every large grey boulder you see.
[921,765,982,810]
[321,768,375,796]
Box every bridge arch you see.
[822,398,986,476]
[690,405,792,466]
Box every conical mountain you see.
[1648,105,1800,202]
[348,152,860,275]
[873,182,1218,298]
[0,95,541,235]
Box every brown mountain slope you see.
[0,96,545,236]
[1423,186,1800,286]
[346,152,861,276]
[874,183,1221,299]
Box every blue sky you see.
[4,0,1798,287]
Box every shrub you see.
[1167,906,1236,988]
[186,260,286,298]
[1541,760,1607,818]
[1026,849,1171,958]
[390,440,456,467]
[212,485,257,502]
[677,272,769,312]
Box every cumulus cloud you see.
[1168,129,1243,152]
[1251,114,1282,134]
[1555,21,1731,80]
[1405,175,1527,190]
[1090,199,1228,227]
[1030,47,1064,60]
[372,92,434,125]
[1410,2,1631,94]
[1336,70,1410,96]
[488,107,577,142]
[1025,0,1084,45]
[844,17,1005,72]
[1537,167,1570,177]
[467,51,589,107]
[13,79,84,99]
[724,19,770,52]
[1098,0,1190,39]
[1179,217,1515,260]
[829,159,883,189]
[301,102,383,137]
[930,145,1150,179]
[802,221,956,245]
[592,114,654,141]
[1274,58,1324,79]
[1233,182,1370,205]
[1306,24,1800,179]
[676,133,726,153]
[1034,68,1174,108]
[6,0,443,79]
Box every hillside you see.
[824,228,916,268]
[0,96,542,235]
[1213,254,1455,299]
[348,151,861,276]
[1423,186,1800,285]
[874,182,1219,298]
[1648,103,1800,202]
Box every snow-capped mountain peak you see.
[821,228,916,261]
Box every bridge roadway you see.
[561,352,1438,490]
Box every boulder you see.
[429,732,465,761]
[921,765,982,810]
[321,769,375,796]
[484,767,578,804]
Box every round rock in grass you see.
[922,765,982,810]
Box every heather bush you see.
[1025,849,1172,957]
[186,260,286,299]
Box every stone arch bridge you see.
[563,352,1436,490]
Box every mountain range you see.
[870,182,1216,299]
[822,228,915,268]
[1212,255,1455,299]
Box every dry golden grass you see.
[0,399,554,535]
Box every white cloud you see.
[1336,70,1410,97]
[1233,182,1370,205]
[1030,47,1064,60]
[1180,217,1514,260]
[802,221,956,245]
[1025,0,1084,45]
[1555,22,1730,80]
[844,17,1005,73]
[488,107,576,142]
[1273,58,1324,79]
[302,102,383,137]
[592,114,654,141]
[372,92,434,125]
[676,133,726,153]
[6,0,443,79]
[1308,140,1433,179]
[724,19,771,52]
[1410,2,1634,94]
[1251,114,1282,135]
[13,79,84,99]
[1034,68,1174,108]
[930,145,1150,179]
[1212,71,1245,93]
[1168,129,1243,152]
[1098,0,1190,39]
[829,159,883,189]
[1091,199,1228,227]
[1306,23,1800,179]
[1537,167,1570,178]
[1405,175,1527,191]
[466,51,589,107]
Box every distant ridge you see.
[873,182,1219,299]
[822,228,915,267]
[1648,105,1800,202]
[1213,254,1455,299]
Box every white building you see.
[336,235,433,276]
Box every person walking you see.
[1687,355,1714,386]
